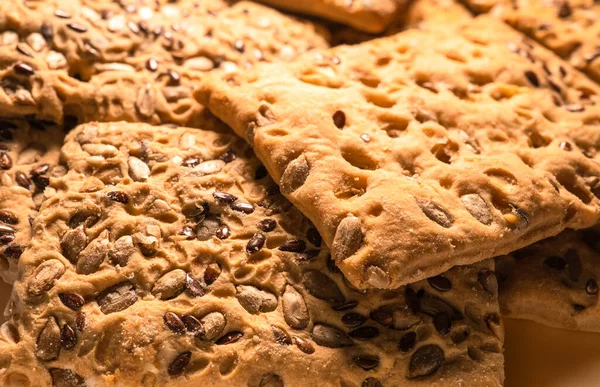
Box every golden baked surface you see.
[2,122,503,386]
[197,15,600,290]
[0,119,66,283]
[0,0,329,125]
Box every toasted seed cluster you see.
[1,122,503,386]
[0,0,329,125]
[198,15,600,290]
[496,227,600,332]
[0,119,65,283]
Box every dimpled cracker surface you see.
[0,0,329,125]
[461,0,600,84]
[256,0,401,34]
[496,227,600,332]
[1,122,504,386]
[0,119,66,284]
[198,15,600,290]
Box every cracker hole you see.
[517,153,535,169]
[233,265,255,280]
[264,128,288,137]
[219,354,238,376]
[484,168,517,186]
[367,203,383,217]
[173,104,192,115]
[266,234,287,249]
[377,57,391,66]
[186,358,210,374]
[416,79,438,94]
[467,71,493,87]
[379,113,410,138]
[341,147,378,170]
[438,176,454,189]
[414,109,436,123]
[444,52,467,63]
[527,131,550,148]
[362,90,395,108]
[577,86,596,99]
[358,76,380,88]
[555,171,592,204]
[583,116,600,125]
[489,86,518,101]
[431,141,458,164]
[541,111,557,123]
[489,195,512,214]
[449,87,468,99]
[334,175,367,200]
[397,45,409,54]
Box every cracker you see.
[0,119,66,283]
[256,0,402,34]
[497,227,600,332]
[461,0,600,83]
[0,0,329,125]
[2,122,503,386]
[333,0,472,46]
[197,15,600,290]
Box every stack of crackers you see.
[0,0,598,385]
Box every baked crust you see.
[197,16,600,290]
[1,122,504,386]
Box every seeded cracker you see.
[1,122,503,386]
[0,0,329,284]
[0,119,66,283]
[197,15,600,290]
[461,0,600,84]
[0,0,329,125]
[256,0,402,34]
[495,227,600,332]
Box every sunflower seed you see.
[96,281,137,314]
[128,157,150,181]
[152,269,187,300]
[312,324,353,348]
[280,154,309,194]
[36,317,61,361]
[75,230,108,274]
[282,285,309,329]
[58,293,85,311]
[49,368,86,387]
[27,259,65,297]
[236,285,278,314]
[408,345,444,378]
[198,312,226,341]
[108,235,135,266]
[303,270,344,303]
[168,351,191,376]
[60,324,77,350]
[332,215,363,262]
[164,312,186,334]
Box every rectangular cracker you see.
[0,119,66,283]
[461,0,600,83]
[0,0,329,125]
[197,15,600,290]
[497,227,600,332]
[3,121,503,386]
[256,0,402,33]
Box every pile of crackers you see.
[0,0,598,385]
